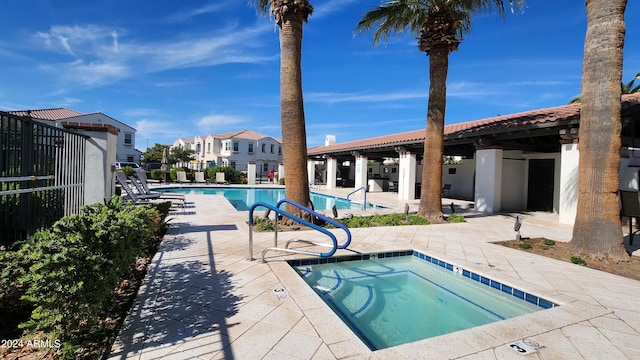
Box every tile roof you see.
[309,92,640,156]
[215,129,281,142]
[9,108,84,120]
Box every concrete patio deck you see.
[108,186,640,359]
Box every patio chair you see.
[129,174,185,202]
[619,190,640,245]
[194,171,207,184]
[116,170,185,209]
[176,171,190,184]
[133,168,184,199]
[215,172,226,185]
[442,184,452,197]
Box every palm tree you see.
[356,0,524,221]
[621,72,640,94]
[252,1,312,215]
[570,0,629,261]
[569,72,639,103]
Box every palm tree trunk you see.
[418,46,447,222]
[279,15,311,215]
[570,0,628,261]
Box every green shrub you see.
[121,166,135,177]
[543,239,556,246]
[17,196,163,341]
[207,166,245,184]
[332,213,430,228]
[150,169,163,180]
[252,216,275,231]
[571,256,587,265]
[447,213,465,223]
[518,243,532,249]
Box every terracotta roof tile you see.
[308,93,640,156]
[9,108,84,120]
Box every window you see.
[233,142,239,152]
[196,143,201,153]
[124,133,132,145]
[207,143,211,153]
[248,143,254,153]
[261,143,266,153]
[278,146,282,154]
[230,161,236,169]
[224,141,230,151]
[270,144,274,153]
[263,164,268,172]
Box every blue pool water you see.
[160,187,377,211]
[290,251,555,350]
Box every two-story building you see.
[172,130,282,175]
[9,108,140,164]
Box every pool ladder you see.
[347,186,367,211]
[248,198,351,262]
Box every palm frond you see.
[249,0,273,16]
[356,0,525,46]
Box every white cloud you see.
[166,3,225,23]
[307,90,427,104]
[134,118,189,146]
[312,0,360,19]
[31,22,275,87]
[196,113,246,134]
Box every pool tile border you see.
[287,249,558,310]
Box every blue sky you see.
[1,0,638,150]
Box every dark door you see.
[527,159,555,211]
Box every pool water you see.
[291,251,555,350]
[161,187,376,211]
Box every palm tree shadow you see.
[110,226,242,359]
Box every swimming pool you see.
[290,250,556,351]
[160,187,378,211]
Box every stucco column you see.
[307,160,316,185]
[61,122,118,206]
[475,148,503,213]
[278,163,285,184]
[326,157,337,189]
[354,154,368,190]
[247,162,256,185]
[397,149,416,201]
[559,140,579,224]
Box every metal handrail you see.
[248,199,351,262]
[347,186,367,210]
[276,198,351,250]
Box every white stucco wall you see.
[443,160,476,200]
[501,158,526,211]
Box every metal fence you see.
[0,111,87,248]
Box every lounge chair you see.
[215,172,226,184]
[133,168,185,200]
[129,175,185,202]
[194,171,207,184]
[116,170,185,210]
[176,171,190,184]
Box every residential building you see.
[172,130,282,174]
[9,108,140,164]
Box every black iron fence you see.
[0,111,87,248]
